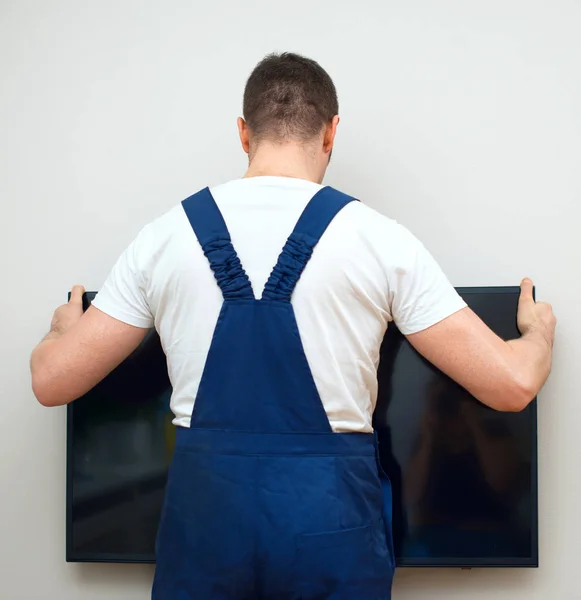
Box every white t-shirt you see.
[93,176,466,433]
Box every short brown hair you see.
[243,52,338,142]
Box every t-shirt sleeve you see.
[91,227,154,329]
[389,226,466,335]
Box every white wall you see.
[1,1,579,598]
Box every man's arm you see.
[30,286,148,407]
[406,279,555,412]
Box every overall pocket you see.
[295,521,393,599]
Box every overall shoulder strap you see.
[262,186,357,302]
[182,188,254,301]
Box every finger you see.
[519,278,534,303]
[69,285,86,304]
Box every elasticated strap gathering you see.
[262,187,357,302]
[182,188,254,301]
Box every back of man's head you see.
[243,53,338,144]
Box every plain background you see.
[1,1,579,598]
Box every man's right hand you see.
[517,278,556,349]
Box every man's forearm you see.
[507,329,553,403]
[30,330,64,395]
[32,329,63,363]
[40,329,63,344]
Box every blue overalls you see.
[152,186,395,599]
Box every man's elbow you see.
[32,376,60,407]
[511,377,538,412]
[487,378,537,413]
[31,367,69,407]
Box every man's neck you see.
[243,141,323,184]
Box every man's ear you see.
[323,115,340,154]
[238,117,250,154]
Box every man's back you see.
[93,175,465,432]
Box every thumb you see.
[519,278,534,304]
[69,285,86,305]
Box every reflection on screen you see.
[68,289,536,566]
[374,289,536,565]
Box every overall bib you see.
[152,186,395,600]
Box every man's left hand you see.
[49,285,86,336]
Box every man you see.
[31,53,556,599]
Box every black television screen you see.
[66,287,537,567]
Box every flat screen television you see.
[66,287,538,567]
